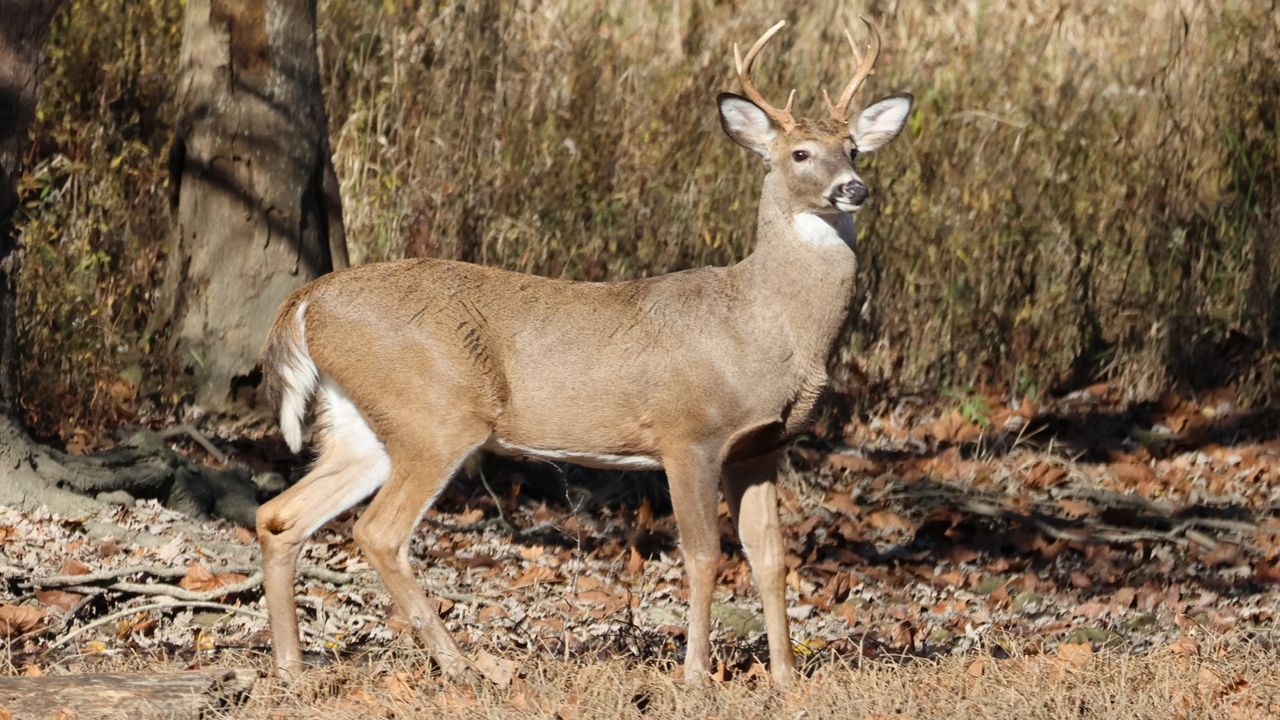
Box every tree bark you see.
[0,0,64,415]
[0,0,264,524]
[157,0,347,411]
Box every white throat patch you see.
[793,213,856,247]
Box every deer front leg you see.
[664,446,722,683]
[723,452,794,683]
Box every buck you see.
[256,18,911,684]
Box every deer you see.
[255,18,912,684]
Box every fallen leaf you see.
[36,589,83,614]
[1055,498,1093,518]
[636,497,654,530]
[867,510,914,533]
[0,604,47,637]
[473,650,516,687]
[1057,641,1093,667]
[98,537,123,558]
[179,563,248,593]
[624,545,645,575]
[1111,587,1137,608]
[456,506,485,524]
[510,565,559,589]
[59,559,91,576]
[1167,635,1200,656]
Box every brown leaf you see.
[1073,602,1108,620]
[1057,642,1093,667]
[456,506,485,524]
[1167,635,1200,656]
[1201,544,1243,567]
[51,709,79,720]
[822,492,862,517]
[0,703,10,720]
[1111,587,1137,608]
[819,573,852,608]
[826,453,882,476]
[0,604,47,637]
[635,497,654,530]
[1069,570,1093,589]
[624,545,645,576]
[867,510,914,534]
[59,559,91,576]
[510,565,559,589]
[477,605,508,623]
[36,589,83,614]
[473,650,516,687]
[178,563,248,593]
[518,545,545,561]
[97,537,122,558]
[1055,498,1093,518]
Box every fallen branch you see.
[31,562,352,590]
[60,572,265,602]
[45,599,336,652]
[0,668,257,719]
[157,423,228,465]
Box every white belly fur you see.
[484,437,662,471]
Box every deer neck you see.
[735,181,860,369]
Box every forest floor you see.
[3,384,1279,718]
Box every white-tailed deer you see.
[257,18,911,684]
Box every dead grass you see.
[31,634,1279,720]
[13,1,1280,436]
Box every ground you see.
[2,384,1279,718]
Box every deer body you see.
[257,19,910,684]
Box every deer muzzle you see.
[829,179,870,212]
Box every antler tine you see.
[733,20,797,131]
[824,16,881,122]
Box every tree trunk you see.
[157,0,347,411]
[0,0,64,415]
[0,0,262,524]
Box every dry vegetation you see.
[13,0,1280,444]
[9,640,1278,719]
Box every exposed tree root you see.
[0,414,259,526]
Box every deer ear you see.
[851,93,912,153]
[718,93,778,159]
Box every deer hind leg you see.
[351,418,488,678]
[257,380,392,680]
[722,451,794,683]
[664,445,723,682]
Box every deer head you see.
[718,19,912,216]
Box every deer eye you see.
[849,147,859,162]
[791,149,810,163]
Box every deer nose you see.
[844,181,869,206]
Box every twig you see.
[44,599,338,653]
[476,467,516,533]
[60,572,264,602]
[157,423,228,465]
[31,563,352,589]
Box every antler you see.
[823,16,881,122]
[734,20,798,131]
